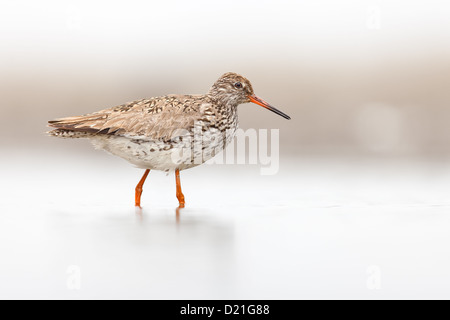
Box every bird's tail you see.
[47,113,108,138]
[47,128,94,139]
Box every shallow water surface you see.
[0,154,449,299]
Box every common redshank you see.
[48,72,290,208]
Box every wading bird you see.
[48,72,291,208]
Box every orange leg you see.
[135,169,150,208]
[175,169,185,208]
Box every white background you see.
[1,0,450,299]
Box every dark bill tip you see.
[248,94,291,120]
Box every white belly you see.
[89,127,237,172]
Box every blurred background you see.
[1,0,450,300]
[1,0,450,156]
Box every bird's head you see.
[209,72,290,120]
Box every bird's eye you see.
[234,82,242,89]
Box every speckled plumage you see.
[48,72,290,207]
[48,73,254,171]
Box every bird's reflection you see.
[176,206,183,223]
[135,206,144,223]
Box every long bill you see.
[248,94,291,120]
